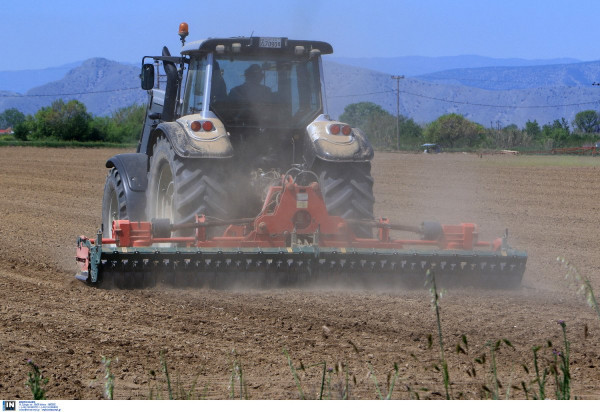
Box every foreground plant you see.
[482,339,515,399]
[283,349,306,399]
[559,257,600,321]
[552,321,571,400]
[229,350,248,400]
[148,351,204,400]
[159,350,173,400]
[284,349,358,400]
[368,363,399,400]
[25,360,48,400]
[425,270,451,399]
[520,321,572,400]
[531,345,548,399]
[101,356,115,400]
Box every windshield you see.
[184,54,323,128]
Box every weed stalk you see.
[283,349,305,400]
[229,351,248,400]
[101,356,115,400]
[552,321,571,400]
[426,270,450,399]
[25,360,48,400]
[532,346,547,400]
[559,257,600,321]
[159,350,173,400]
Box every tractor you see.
[76,23,526,289]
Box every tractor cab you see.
[181,37,332,131]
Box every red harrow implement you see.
[76,176,526,289]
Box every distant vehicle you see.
[422,143,441,153]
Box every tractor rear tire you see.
[313,160,375,238]
[102,168,128,239]
[146,137,231,235]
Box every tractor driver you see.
[228,64,273,103]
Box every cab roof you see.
[181,37,333,55]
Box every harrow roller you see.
[77,242,526,290]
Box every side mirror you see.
[140,64,155,90]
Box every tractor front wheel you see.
[102,168,128,239]
[146,137,231,235]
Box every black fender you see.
[303,119,374,167]
[151,119,233,159]
[105,153,149,221]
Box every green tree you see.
[524,120,542,140]
[31,99,92,141]
[12,115,34,141]
[424,114,486,148]
[542,118,570,147]
[573,110,600,134]
[339,102,423,150]
[91,104,145,143]
[488,124,530,149]
[0,108,26,129]
[397,116,423,147]
[339,102,389,131]
[363,111,396,149]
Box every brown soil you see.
[1,147,599,399]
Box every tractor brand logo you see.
[2,401,16,411]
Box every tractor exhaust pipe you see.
[161,46,178,122]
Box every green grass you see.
[479,154,600,168]
[0,140,136,148]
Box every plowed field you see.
[1,147,599,399]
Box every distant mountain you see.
[0,58,146,116]
[326,55,581,77]
[0,61,83,94]
[323,60,600,127]
[3,56,600,128]
[416,60,600,90]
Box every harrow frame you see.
[76,179,527,289]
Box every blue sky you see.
[2,0,600,71]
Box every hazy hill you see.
[6,55,568,94]
[327,55,580,77]
[0,62,82,94]
[0,58,146,116]
[323,61,600,127]
[417,60,600,90]
[3,56,600,128]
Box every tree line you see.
[2,99,600,150]
[0,99,145,144]
[340,102,600,151]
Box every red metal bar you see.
[378,218,391,242]
[95,183,500,252]
[76,237,90,272]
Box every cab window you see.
[182,56,207,114]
